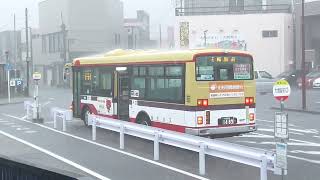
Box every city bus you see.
[71,49,256,136]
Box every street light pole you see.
[25,8,30,97]
[301,0,306,110]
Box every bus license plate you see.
[219,117,237,125]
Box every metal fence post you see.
[62,112,66,131]
[53,111,57,129]
[92,116,96,141]
[120,124,125,149]
[199,142,206,176]
[260,155,268,180]
[154,132,160,161]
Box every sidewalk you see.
[271,89,320,114]
[0,96,31,106]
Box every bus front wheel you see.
[82,107,91,126]
[136,113,151,126]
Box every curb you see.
[270,107,320,115]
[0,101,25,106]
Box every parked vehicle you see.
[255,70,276,94]
[313,77,320,89]
[297,71,320,88]
[277,70,301,87]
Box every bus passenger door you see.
[73,70,81,117]
[117,69,130,121]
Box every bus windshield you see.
[196,55,253,81]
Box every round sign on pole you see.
[273,80,291,101]
[33,72,42,81]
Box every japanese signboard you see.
[273,80,291,101]
[274,112,289,139]
[233,64,251,80]
[276,142,288,169]
[209,81,244,98]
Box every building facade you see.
[0,31,22,66]
[124,10,151,49]
[294,1,320,71]
[175,0,294,76]
[34,0,126,86]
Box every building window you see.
[42,35,47,53]
[262,30,278,38]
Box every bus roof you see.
[73,49,251,66]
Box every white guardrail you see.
[50,108,73,131]
[88,114,278,180]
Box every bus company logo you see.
[106,99,112,113]
[209,82,245,98]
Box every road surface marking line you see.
[0,130,111,180]
[314,136,320,139]
[25,130,38,134]
[2,113,210,180]
[4,122,15,125]
[16,127,30,131]
[258,128,304,136]
[42,101,52,107]
[20,115,27,119]
[11,125,22,128]
[290,150,320,155]
[288,155,320,164]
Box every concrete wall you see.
[295,1,320,69]
[175,13,293,76]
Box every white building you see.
[34,0,126,86]
[175,0,294,76]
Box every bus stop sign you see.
[273,80,291,101]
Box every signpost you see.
[5,64,12,103]
[273,79,291,178]
[32,72,43,123]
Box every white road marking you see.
[239,133,273,139]
[49,98,55,100]
[25,130,37,134]
[20,115,27,119]
[42,101,52,107]
[258,128,304,136]
[256,119,273,123]
[2,113,210,180]
[0,130,111,180]
[4,122,15,125]
[291,150,320,155]
[314,136,320,139]
[290,128,318,134]
[16,127,30,131]
[11,125,22,128]
[290,132,304,136]
[257,119,299,127]
[44,121,54,124]
[0,120,9,123]
[288,155,320,165]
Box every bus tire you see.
[136,113,151,126]
[81,106,91,126]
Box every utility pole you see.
[25,8,30,97]
[30,27,34,72]
[159,24,162,48]
[13,14,16,70]
[301,0,306,110]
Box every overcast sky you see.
[0,0,175,39]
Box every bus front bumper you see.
[185,124,257,136]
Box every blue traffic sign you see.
[4,64,12,71]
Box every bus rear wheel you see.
[82,107,91,126]
[137,114,151,126]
